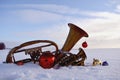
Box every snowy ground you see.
[0,48,120,80]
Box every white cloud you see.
[62,10,120,48]
[0,4,82,15]
[16,23,69,49]
[13,9,65,23]
[16,7,120,48]
[3,4,84,24]
[77,12,120,48]
[116,5,120,12]
[1,4,120,48]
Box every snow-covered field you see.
[0,46,120,80]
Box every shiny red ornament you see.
[82,41,88,48]
[16,61,24,66]
[39,51,55,69]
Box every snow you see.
[0,47,120,80]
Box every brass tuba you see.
[61,23,89,52]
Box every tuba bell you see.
[61,23,89,52]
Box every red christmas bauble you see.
[16,61,24,66]
[82,41,88,48]
[39,52,55,69]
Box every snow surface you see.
[0,47,120,80]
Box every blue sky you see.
[0,0,120,49]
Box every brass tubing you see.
[61,23,89,52]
